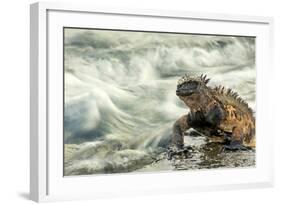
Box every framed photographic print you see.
[30,2,274,202]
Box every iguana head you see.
[176,74,211,110]
[176,74,210,96]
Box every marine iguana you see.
[172,74,255,151]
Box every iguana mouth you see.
[176,89,194,96]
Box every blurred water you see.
[64,28,255,176]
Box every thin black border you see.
[62,26,256,177]
[63,27,65,176]
[64,26,256,38]
[46,14,49,195]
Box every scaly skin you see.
[172,74,255,151]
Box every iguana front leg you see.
[172,114,190,149]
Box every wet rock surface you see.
[138,132,255,173]
[65,133,255,175]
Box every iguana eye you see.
[189,81,198,86]
[185,81,199,89]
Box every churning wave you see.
[64,28,255,175]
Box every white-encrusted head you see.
[177,74,210,86]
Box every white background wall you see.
[0,0,280,204]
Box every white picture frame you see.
[30,2,274,202]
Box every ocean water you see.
[63,28,255,176]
